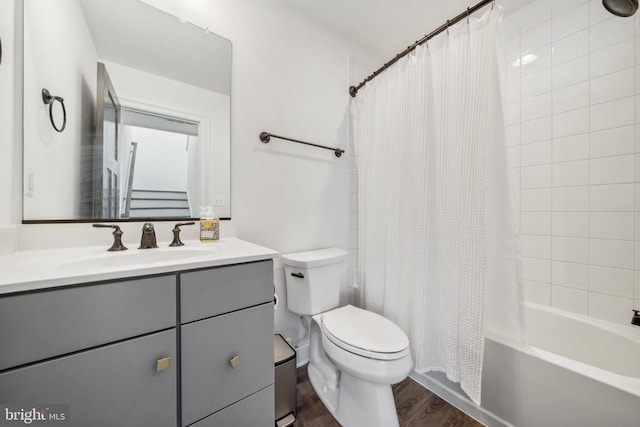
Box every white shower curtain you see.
[355,8,523,405]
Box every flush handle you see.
[291,272,304,279]
[156,357,171,372]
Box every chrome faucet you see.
[139,223,158,249]
[632,310,640,327]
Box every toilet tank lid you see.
[282,248,347,268]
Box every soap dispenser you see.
[199,206,220,242]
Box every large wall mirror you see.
[23,0,231,222]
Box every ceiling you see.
[281,0,531,60]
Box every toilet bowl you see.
[283,249,413,427]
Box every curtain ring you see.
[42,88,67,133]
[492,0,495,10]
[446,19,450,35]
[467,7,470,24]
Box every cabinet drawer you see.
[0,275,176,371]
[0,329,177,427]
[181,303,274,426]
[190,385,274,427]
[180,260,273,323]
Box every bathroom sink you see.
[57,247,216,270]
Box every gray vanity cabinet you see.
[0,330,177,427]
[180,260,274,427]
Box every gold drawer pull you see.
[229,354,241,369]
[156,357,171,372]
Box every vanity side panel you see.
[0,329,176,427]
[180,260,273,323]
[181,303,274,426]
[0,275,176,370]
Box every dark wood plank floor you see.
[293,366,483,427]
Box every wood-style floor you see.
[293,367,483,427]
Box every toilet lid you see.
[321,305,410,360]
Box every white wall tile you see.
[552,212,589,237]
[505,34,521,61]
[590,38,634,78]
[507,146,521,169]
[590,155,635,185]
[590,239,635,269]
[521,19,551,53]
[552,134,589,162]
[590,125,635,158]
[552,29,589,65]
[590,212,634,240]
[553,107,589,138]
[589,15,635,52]
[636,242,640,269]
[522,188,552,211]
[521,212,551,235]
[521,69,552,99]
[521,164,552,189]
[589,97,635,132]
[506,80,521,104]
[552,81,589,113]
[590,68,635,105]
[510,169,521,189]
[552,236,589,263]
[524,280,551,305]
[505,124,521,146]
[552,2,589,41]
[552,186,589,211]
[520,45,552,77]
[589,265,634,298]
[522,117,552,144]
[506,102,521,125]
[589,183,634,211]
[590,1,614,26]
[552,285,588,315]
[552,260,589,289]
[522,93,552,122]
[506,61,521,83]
[589,292,634,324]
[553,55,589,89]
[521,140,552,166]
[522,235,552,259]
[552,160,589,187]
[635,271,640,299]
[523,257,551,282]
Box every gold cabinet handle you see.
[229,354,241,369]
[156,356,171,372]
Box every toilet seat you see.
[320,305,410,361]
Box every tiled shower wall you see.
[503,0,640,324]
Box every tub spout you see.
[632,310,640,326]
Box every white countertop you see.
[0,238,278,295]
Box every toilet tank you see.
[282,248,347,315]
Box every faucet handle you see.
[92,224,128,251]
[169,222,195,247]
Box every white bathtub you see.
[413,303,640,427]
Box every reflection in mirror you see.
[23,0,231,222]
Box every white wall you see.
[503,0,640,324]
[22,0,98,220]
[0,0,21,226]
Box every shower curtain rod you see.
[349,0,494,97]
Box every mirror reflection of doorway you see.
[119,109,199,219]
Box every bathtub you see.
[412,303,640,427]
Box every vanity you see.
[0,237,278,427]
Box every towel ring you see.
[42,88,66,133]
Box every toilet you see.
[283,248,412,427]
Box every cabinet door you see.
[0,330,177,427]
[181,303,274,426]
[180,260,273,323]
[0,274,176,370]
[190,386,274,427]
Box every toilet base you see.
[306,316,402,427]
